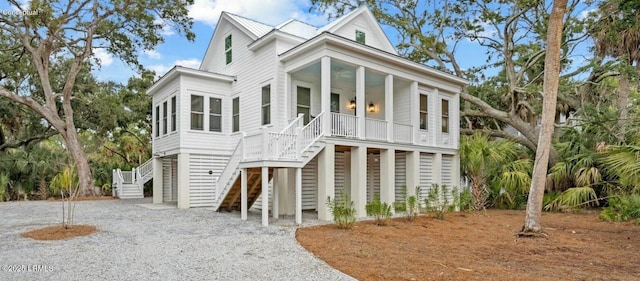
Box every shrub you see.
[366,194,392,226]
[405,186,421,222]
[425,184,458,220]
[459,187,473,211]
[326,190,356,229]
[599,194,640,224]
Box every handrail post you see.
[295,127,302,160]
[241,132,247,161]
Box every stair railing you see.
[215,133,245,204]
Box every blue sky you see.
[1,0,597,84]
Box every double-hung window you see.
[441,99,449,133]
[209,97,222,132]
[262,85,271,125]
[232,97,240,132]
[225,34,232,64]
[419,94,428,130]
[162,101,168,135]
[191,95,204,130]
[155,106,160,137]
[171,96,177,132]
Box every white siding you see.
[302,156,318,210]
[393,81,411,125]
[394,151,406,202]
[188,154,228,207]
[441,154,455,203]
[331,14,391,53]
[152,78,180,154]
[419,152,434,200]
[367,153,380,202]
[162,157,177,202]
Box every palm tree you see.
[460,133,521,210]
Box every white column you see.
[317,143,335,221]
[177,153,190,209]
[385,74,394,142]
[272,169,279,219]
[351,145,367,217]
[261,166,269,226]
[380,149,395,212]
[410,81,419,144]
[295,167,302,225]
[241,168,248,221]
[406,151,420,197]
[356,66,365,139]
[152,157,163,204]
[321,57,332,136]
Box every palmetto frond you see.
[544,186,599,211]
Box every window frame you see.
[419,94,428,130]
[209,97,222,132]
[155,105,160,137]
[441,99,449,133]
[355,30,366,44]
[170,96,177,132]
[225,34,232,65]
[330,93,340,113]
[261,85,271,125]
[232,97,240,132]
[190,95,204,131]
[296,86,311,125]
[162,101,168,135]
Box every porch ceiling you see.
[291,60,387,90]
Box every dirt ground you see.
[296,210,640,281]
[21,225,97,240]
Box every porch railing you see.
[243,132,263,161]
[393,123,413,144]
[300,112,325,151]
[330,112,358,138]
[365,118,387,141]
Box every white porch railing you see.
[331,112,358,138]
[121,171,134,184]
[243,132,263,161]
[215,136,244,203]
[365,118,387,141]
[300,112,324,151]
[393,123,413,144]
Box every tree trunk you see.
[522,0,568,234]
[60,128,95,197]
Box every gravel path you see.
[0,199,355,281]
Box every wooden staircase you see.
[217,167,274,211]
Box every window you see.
[355,30,366,44]
[262,85,271,125]
[419,94,428,130]
[155,105,160,137]
[162,101,168,135]
[330,93,340,113]
[171,96,177,132]
[441,99,449,133]
[191,95,204,130]
[232,97,240,132]
[296,86,311,124]
[209,97,222,132]
[225,34,232,64]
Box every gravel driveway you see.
[0,199,355,281]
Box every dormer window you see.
[355,30,365,44]
[225,34,232,64]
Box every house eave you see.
[147,66,235,96]
[248,30,306,51]
[279,32,468,87]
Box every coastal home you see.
[112,6,467,226]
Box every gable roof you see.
[224,13,274,39]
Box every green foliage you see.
[425,184,458,220]
[0,172,9,202]
[326,190,356,229]
[365,194,392,226]
[599,194,640,224]
[459,188,474,211]
[50,165,80,228]
[544,187,599,212]
[405,186,421,222]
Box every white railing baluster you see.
[393,123,413,144]
[365,118,388,141]
[330,112,358,138]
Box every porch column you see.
[385,74,394,142]
[261,166,269,226]
[356,66,365,139]
[177,153,190,209]
[410,81,419,144]
[152,157,163,204]
[241,168,248,221]
[272,169,279,219]
[406,150,420,197]
[317,143,335,221]
[295,167,302,225]
[351,145,367,217]
[321,57,332,136]
[380,149,395,213]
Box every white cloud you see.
[175,59,201,69]
[93,48,113,66]
[143,49,162,59]
[188,0,329,27]
[154,16,176,36]
[148,58,201,77]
